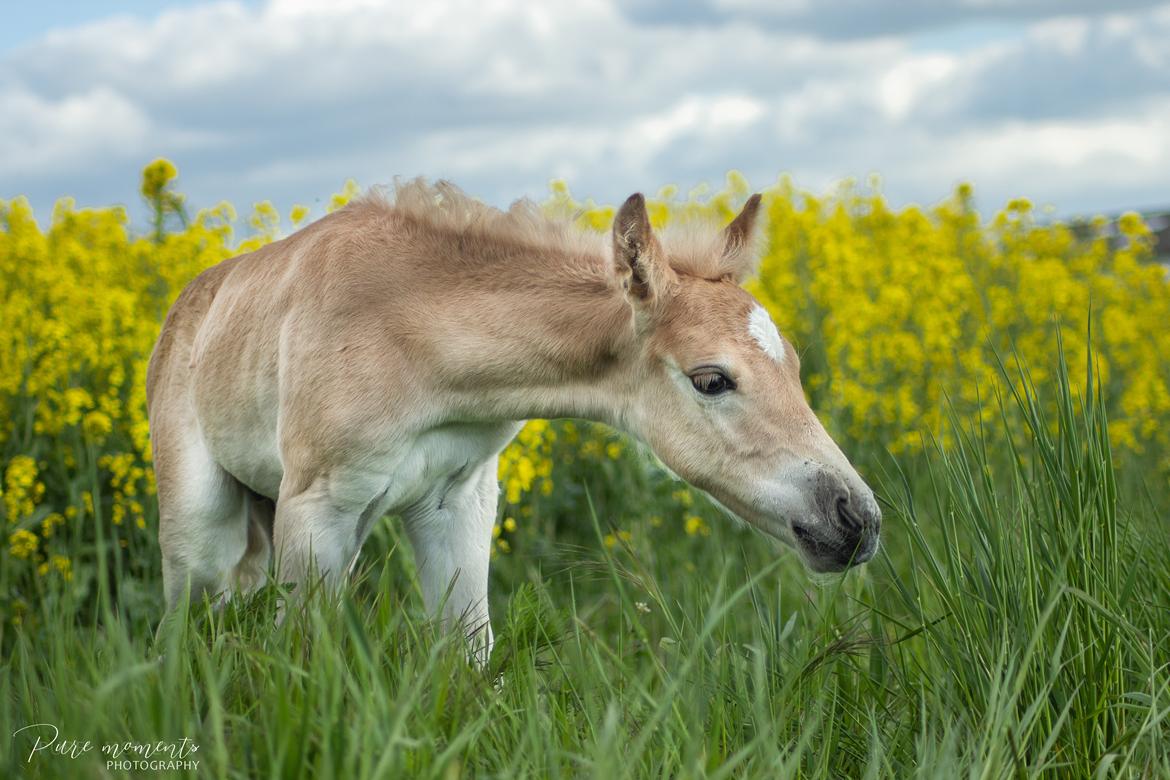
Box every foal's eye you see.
[690,371,735,396]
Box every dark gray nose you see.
[832,491,881,566]
[796,472,882,571]
[815,470,881,535]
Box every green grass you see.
[2,350,1169,779]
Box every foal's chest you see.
[383,420,524,513]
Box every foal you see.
[147,181,880,655]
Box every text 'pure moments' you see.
[12,723,200,771]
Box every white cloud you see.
[920,108,1170,205]
[879,54,959,120]
[1030,17,1090,55]
[0,85,151,175]
[1,0,1168,221]
[632,95,766,148]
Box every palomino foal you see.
[147,181,880,655]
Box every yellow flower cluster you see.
[8,528,39,559]
[37,554,73,581]
[141,159,179,202]
[492,417,632,552]
[0,161,287,588]
[3,455,44,522]
[603,529,632,549]
[557,175,1170,462]
[764,183,1168,455]
[98,452,150,529]
[3,160,1167,592]
[499,420,557,504]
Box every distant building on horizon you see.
[1068,209,1170,267]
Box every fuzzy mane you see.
[349,178,752,282]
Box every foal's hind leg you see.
[155,430,251,611]
[231,492,274,597]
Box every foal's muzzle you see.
[791,472,882,573]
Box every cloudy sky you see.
[2,0,1168,227]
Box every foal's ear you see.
[613,193,669,301]
[717,193,764,284]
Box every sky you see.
[2,0,1169,228]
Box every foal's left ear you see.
[717,193,764,284]
[613,193,671,302]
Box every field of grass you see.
[2,166,1169,777]
[3,346,1168,778]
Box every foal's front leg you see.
[402,458,499,664]
[273,469,379,601]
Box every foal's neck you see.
[425,234,636,427]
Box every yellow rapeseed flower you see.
[82,410,113,441]
[41,512,64,538]
[36,556,71,578]
[3,162,1169,584]
[9,528,39,559]
[141,158,178,201]
[604,530,632,548]
[4,456,44,522]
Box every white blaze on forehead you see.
[748,305,785,364]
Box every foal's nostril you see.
[835,495,860,531]
[835,493,881,533]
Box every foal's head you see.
[612,193,881,573]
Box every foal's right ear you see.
[612,193,670,301]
